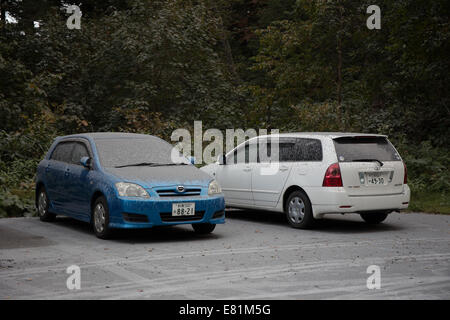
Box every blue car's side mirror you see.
[80,156,92,168]
[188,156,196,165]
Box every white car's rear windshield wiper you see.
[114,162,187,168]
[351,159,384,166]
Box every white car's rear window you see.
[333,136,401,162]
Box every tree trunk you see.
[0,0,6,32]
[222,34,239,81]
[218,15,241,84]
[336,3,344,128]
[337,34,343,127]
[337,36,342,108]
[267,104,271,130]
[210,1,241,83]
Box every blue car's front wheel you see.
[192,223,216,234]
[37,187,56,222]
[93,196,113,239]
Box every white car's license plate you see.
[366,172,385,185]
[172,203,195,216]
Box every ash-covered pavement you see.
[0,210,449,299]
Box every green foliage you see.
[400,141,450,193]
[0,112,59,216]
[0,0,448,215]
[247,0,449,137]
[0,169,35,218]
[407,190,450,214]
[0,191,33,217]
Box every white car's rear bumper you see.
[306,185,411,219]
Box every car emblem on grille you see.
[177,186,185,192]
[374,165,381,171]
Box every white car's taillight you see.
[322,163,343,187]
[403,162,407,184]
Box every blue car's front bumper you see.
[108,194,225,229]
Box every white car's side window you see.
[235,146,247,164]
[225,148,236,164]
[257,140,271,163]
[224,137,322,165]
[276,138,323,162]
[227,143,253,164]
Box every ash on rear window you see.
[333,137,401,162]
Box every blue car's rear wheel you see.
[192,223,216,234]
[92,196,112,239]
[37,187,55,222]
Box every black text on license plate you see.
[367,173,385,185]
[172,203,195,216]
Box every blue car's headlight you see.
[115,182,150,198]
[208,180,222,195]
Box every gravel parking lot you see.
[0,210,449,300]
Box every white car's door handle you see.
[243,167,252,172]
[280,166,289,172]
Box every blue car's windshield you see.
[94,137,189,168]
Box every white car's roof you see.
[249,132,387,140]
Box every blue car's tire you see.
[192,223,216,234]
[92,196,113,239]
[37,187,56,222]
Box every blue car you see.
[35,132,225,239]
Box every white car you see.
[201,133,410,228]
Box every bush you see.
[0,110,60,217]
[0,158,38,217]
[399,141,450,193]
[0,189,35,218]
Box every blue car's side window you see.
[50,142,74,163]
[70,142,90,166]
[46,141,74,211]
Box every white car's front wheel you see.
[285,190,314,229]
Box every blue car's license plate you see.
[172,203,195,216]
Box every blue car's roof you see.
[51,132,212,186]
[57,132,157,140]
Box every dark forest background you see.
[0,0,449,216]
